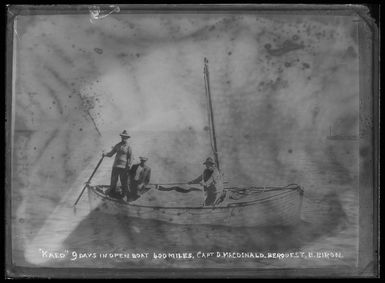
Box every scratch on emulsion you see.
[88,5,120,24]
[14,25,20,40]
[86,110,101,136]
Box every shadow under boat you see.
[61,189,349,266]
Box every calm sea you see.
[12,138,359,270]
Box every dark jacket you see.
[130,164,151,186]
[189,167,223,192]
[189,168,214,184]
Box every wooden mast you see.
[203,57,220,170]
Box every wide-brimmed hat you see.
[119,130,130,138]
[203,157,215,165]
[139,156,148,161]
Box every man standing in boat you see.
[128,156,151,200]
[188,157,226,206]
[103,130,132,199]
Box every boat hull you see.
[87,185,304,227]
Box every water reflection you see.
[53,190,350,268]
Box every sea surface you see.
[12,137,359,270]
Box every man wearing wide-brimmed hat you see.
[188,157,225,206]
[103,130,132,198]
[128,156,151,200]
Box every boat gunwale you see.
[88,185,302,210]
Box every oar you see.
[73,155,105,209]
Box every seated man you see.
[128,156,151,200]
[188,157,226,206]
